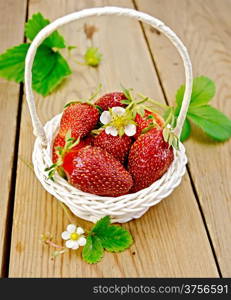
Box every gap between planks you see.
[132,0,222,278]
[2,0,30,278]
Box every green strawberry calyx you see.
[162,108,179,150]
[121,86,168,118]
[162,125,179,150]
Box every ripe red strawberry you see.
[52,133,93,163]
[95,92,127,110]
[63,146,133,196]
[128,129,174,192]
[59,103,99,139]
[93,130,132,163]
[134,110,164,139]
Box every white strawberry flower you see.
[100,106,136,137]
[105,126,118,136]
[100,111,112,124]
[124,123,137,136]
[61,224,86,250]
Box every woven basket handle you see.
[25,6,193,146]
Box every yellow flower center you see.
[70,233,79,241]
[112,116,126,128]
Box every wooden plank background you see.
[0,0,230,277]
[135,0,231,277]
[0,0,27,276]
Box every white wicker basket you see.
[25,7,193,223]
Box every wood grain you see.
[135,0,231,276]
[0,0,27,276]
[9,0,218,277]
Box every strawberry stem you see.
[44,239,64,249]
[137,93,169,109]
[88,83,102,102]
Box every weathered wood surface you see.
[0,0,27,276]
[135,0,231,277]
[7,0,218,278]
[0,0,229,277]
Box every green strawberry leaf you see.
[84,47,102,67]
[176,76,216,109]
[0,11,72,96]
[82,235,104,264]
[25,12,66,48]
[188,105,231,141]
[0,44,29,82]
[164,76,231,143]
[91,216,111,234]
[91,216,133,252]
[180,118,191,142]
[0,43,71,96]
[96,225,133,252]
[32,45,57,81]
[32,48,71,96]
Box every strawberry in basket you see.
[92,103,136,164]
[52,131,93,164]
[46,87,178,197]
[51,96,98,167]
[52,133,93,164]
[49,131,133,197]
[134,110,164,139]
[128,128,174,192]
[59,102,99,139]
[93,130,132,164]
[63,146,133,197]
[50,130,93,178]
[95,92,127,110]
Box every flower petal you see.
[78,237,87,246]
[105,126,118,136]
[71,241,79,250]
[76,227,84,235]
[61,231,71,240]
[65,239,75,249]
[67,224,76,233]
[100,111,112,124]
[112,106,126,116]
[124,124,136,136]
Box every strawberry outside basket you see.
[25,6,193,223]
